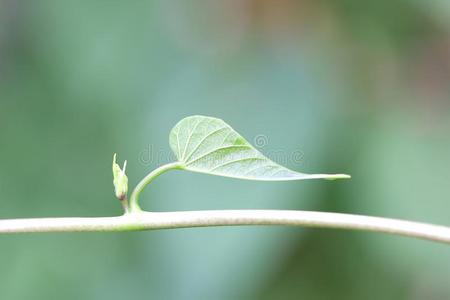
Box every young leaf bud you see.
[112,154,128,200]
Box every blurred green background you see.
[1,0,449,299]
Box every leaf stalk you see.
[128,162,184,213]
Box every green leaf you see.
[169,115,350,181]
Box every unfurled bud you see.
[112,153,128,200]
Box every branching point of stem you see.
[0,162,448,246]
[128,162,184,213]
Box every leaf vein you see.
[243,164,276,176]
[220,131,234,146]
[183,126,230,163]
[209,157,265,172]
[186,145,252,166]
[270,169,286,177]
[181,118,203,161]
[175,129,182,159]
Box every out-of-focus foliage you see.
[0,0,449,299]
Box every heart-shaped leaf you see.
[169,115,350,181]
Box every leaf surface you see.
[169,115,350,181]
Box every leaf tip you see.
[325,174,351,180]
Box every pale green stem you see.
[0,163,449,245]
[128,162,184,212]
[0,210,448,245]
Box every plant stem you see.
[0,210,448,244]
[128,162,184,212]
[2,162,448,245]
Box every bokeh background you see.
[1,1,450,299]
